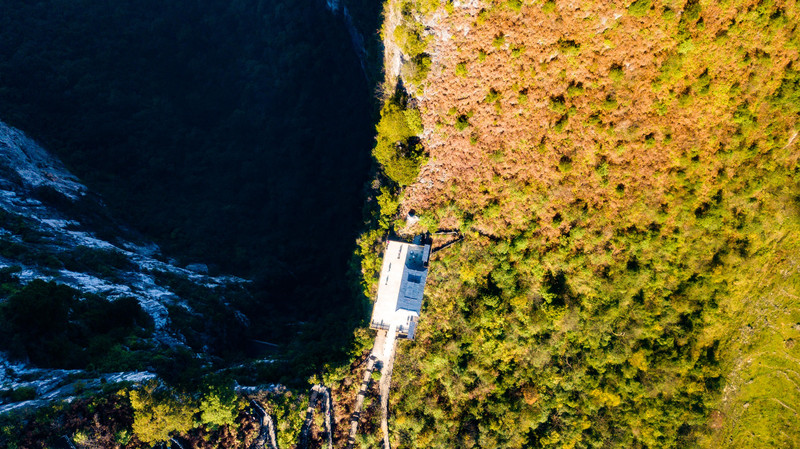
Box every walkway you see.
[298,385,333,449]
[344,327,398,449]
[379,331,396,449]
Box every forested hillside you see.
[365,0,800,447]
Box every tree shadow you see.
[0,0,387,382]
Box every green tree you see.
[129,382,194,444]
[199,386,239,428]
[376,102,418,143]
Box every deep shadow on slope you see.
[0,0,381,372]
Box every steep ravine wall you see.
[0,120,248,412]
[326,0,369,81]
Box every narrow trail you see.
[250,399,279,449]
[298,385,334,449]
[346,352,379,448]
[344,326,402,449]
[61,332,400,449]
[250,383,334,449]
[298,388,319,449]
[61,436,77,449]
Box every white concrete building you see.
[370,239,431,340]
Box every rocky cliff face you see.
[0,120,249,412]
[327,0,369,81]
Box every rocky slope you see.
[0,120,249,412]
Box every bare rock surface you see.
[0,120,248,411]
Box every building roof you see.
[370,240,430,338]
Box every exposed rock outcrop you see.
[0,120,248,411]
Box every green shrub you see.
[657,52,684,82]
[63,246,135,276]
[508,0,523,11]
[733,102,757,129]
[419,213,440,233]
[485,89,501,103]
[602,96,619,110]
[384,155,424,186]
[773,69,800,115]
[455,62,468,77]
[683,0,701,23]
[677,0,702,37]
[373,94,426,187]
[199,386,238,428]
[0,280,152,369]
[609,64,624,82]
[377,187,400,221]
[4,386,37,402]
[678,38,695,54]
[554,114,568,132]
[376,103,417,143]
[476,9,490,25]
[405,54,432,86]
[394,21,429,59]
[73,430,90,445]
[628,0,651,17]
[493,33,506,49]
[549,96,567,114]
[566,83,584,97]
[404,108,424,135]
[417,0,441,14]
[557,38,580,55]
[372,139,397,168]
[357,229,385,290]
[454,115,470,131]
[114,429,132,445]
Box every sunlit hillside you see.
[365,0,800,447]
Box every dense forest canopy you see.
[0,0,378,323]
[365,0,800,447]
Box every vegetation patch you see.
[391,0,800,447]
[372,94,426,187]
[0,280,153,370]
[628,0,652,17]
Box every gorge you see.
[1,0,799,448]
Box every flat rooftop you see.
[370,239,430,339]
